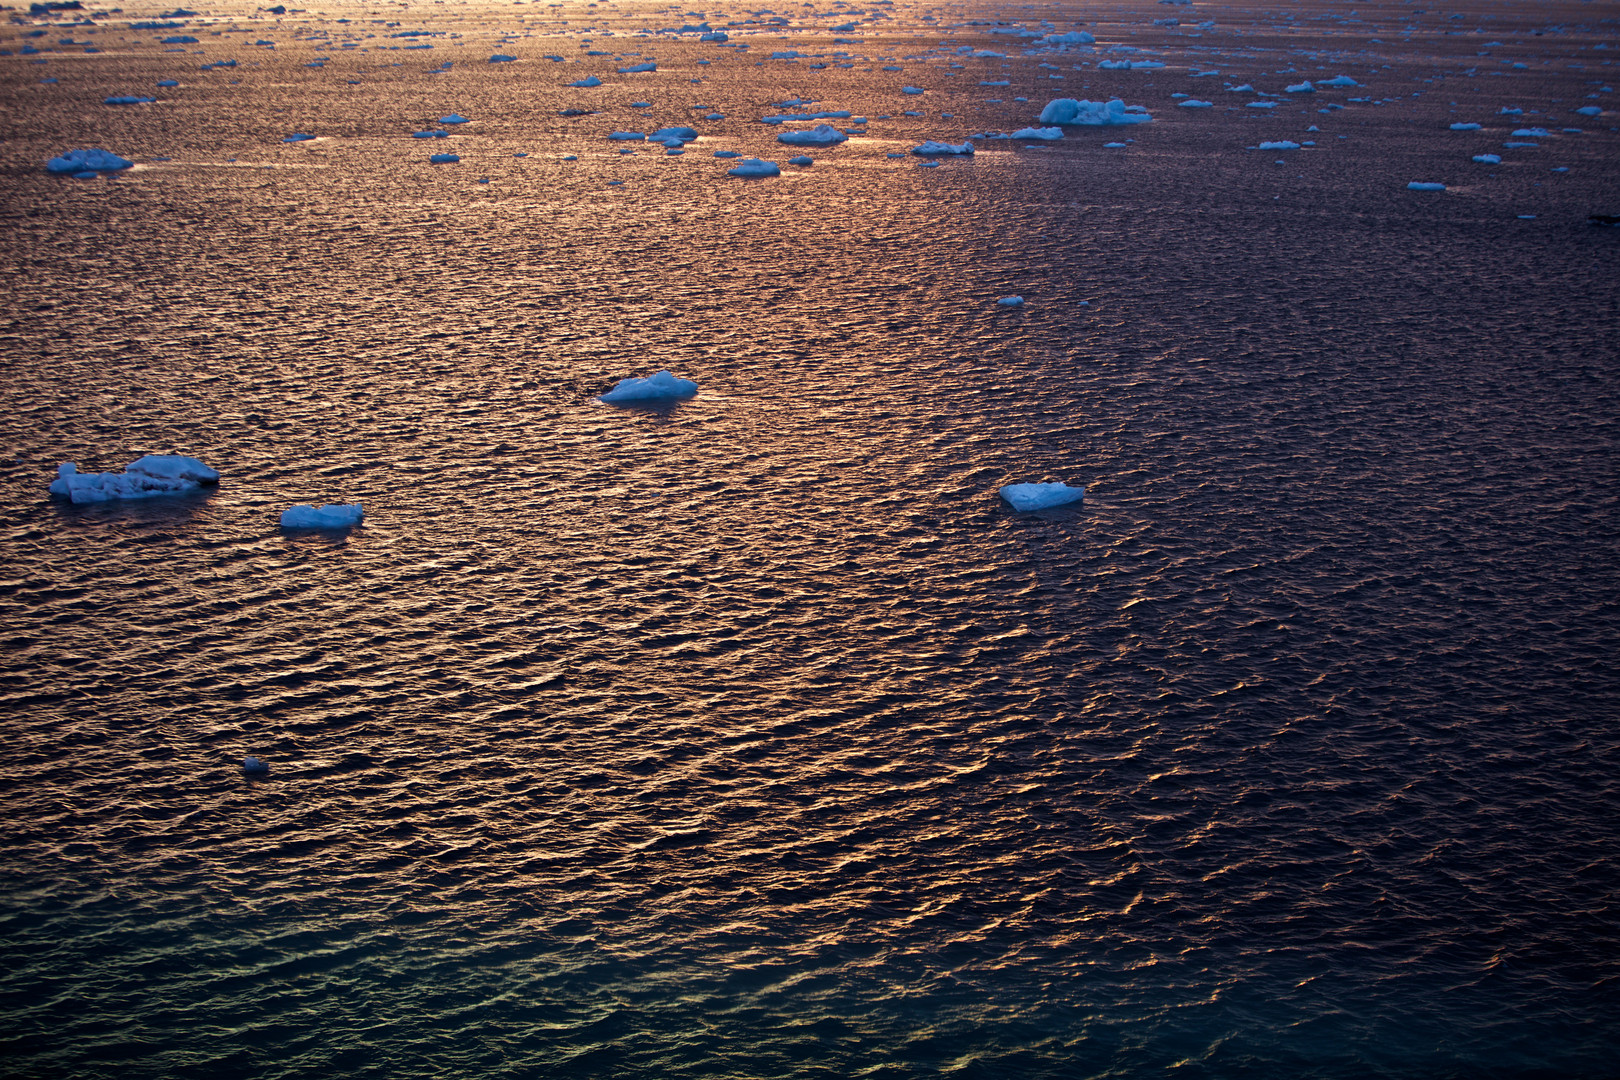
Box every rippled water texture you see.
[2,0,1618,1076]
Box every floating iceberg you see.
[1407,181,1446,191]
[1473,153,1501,164]
[997,295,1024,307]
[281,503,363,529]
[912,140,974,156]
[778,123,847,145]
[1286,81,1315,93]
[618,61,656,73]
[1316,75,1359,87]
[788,155,813,165]
[902,86,923,95]
[650,126,699,145]
[50,456,219,504]
[283,132,314,142]
[46,148,133,174]
[1037,30,1095,45]
[1179,98,1213,108]
[608,131,646,140]
[440,113,470,124]
[1000,482,1084,511]
[1011,126,1062,140]
[489,53,515,63]
[1575,106,1602,117]
[105,95,157,105]
[1511,127,1551,137]
[1038,98,1152,126]
[1258,140,1300,150]
[599,370,698,402]
[1450,122,1483,131]
[570,76,602,87]
[242,756,270,775]
[728,157,780,176]
[429,152,459,163]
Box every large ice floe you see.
[50,455,219,504]
[1038,98,1152,126]
[1000,482,1084,511]
[599,370,699,402]
[46,148,134,174]
[728,157,780,177]
[777,124,847,146]
[281,503,363,529]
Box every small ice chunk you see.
[105,95,157,105]
[1258,140,1300,150]
[650,126,699,144]
[440,113,470,124]
[997,295,1024,307]
[912,140,974,156]
[1407,181,1446,191]
[902,86,924,95]
[1246,101,1277,109]
[1286,81,1315,93]
[1000,482,1084,511]
[489,53,515,63]
[1316,75,1359,87]
[1511,127,1551,137]
[243,756,270,775]
[1038,98,1152,126]
[1179,99,1213,108]
[1574,106,1602,117]
[570,76,602,87]
[1450,122,1483,131]
[778,123,847,145]
[788,155,813,165]
[618,61,656,73]
[49,455,219,504]
[728,157,780,176]
[609,131,647,140]
[1472,153,1501,164]
[281,503,364,529]
[599,370,699,402]
[1011,126,1062,140]
[46,148,134,174]
[283,132,315,142]
[429,152,460,163]
[1037,31,1095,44]
[714,150,741,158]
[157,79,179,87]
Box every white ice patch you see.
[50,456,219,504]
[1037,30,1095,45]
[912,140,974,155]
[777,124,847,145]
[1038,98,1152,126]
[1011,126,1063,140]
[281,503,363,529]
[1258,140,1300,150]
[1000,482,1084,511]
[599,370,699,402]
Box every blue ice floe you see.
[283,132,315,142]
[1038,97,1152,125]
[778,123,847,145]
[1473,153,1501,164]
[997,295,1025,307]
[1000,482,1084,511]
[50,455,219,504]
[105,95,157,105]
[1011,126,1062,140]
[1179,98,1213,108]
[1037,30,1095,45]
[1286,81,1315,93]
[46,148,134,174]
[489,53,515,63]
[242,756,270,776]
[1258,140,1299,150]
[1450,122,1482,131]
[618,61,656,73]
[281,503,363,529]
[599,370,699,402]
[1407,181,1446,191]
[440,113,470,124]
[430,152,459,163]
[912,140,974,156]
[788,155,813,165]
[728,157,781,176]
[570,76,602,88]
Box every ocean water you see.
[2,0,1618,1076]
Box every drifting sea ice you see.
[1317,75,1359,87]
[1407,181,1446,191]
[1011,126,1063,140]
[997,295,1025,307]
[788,155,813,165]
[778,124,847,145]
[1038,31,1095,44]
[1286,81,1315,93]
[1000,482,1084,511]
[105,95,157,105]
[1450,122,1483,131]
[728,158,780,176]
[599,370,699,402]
[618,62,657,73]
[1258,141,1300,150]
[429,153,459,163]
[912,140,974,155]
[1038,98,1152,125]
[1179,99,1213,108]
[1473,154,1501,164]
[46,148,134,174]
[50,456,220,504]
[570,76,602,87]
[439,113,470,124]
[280,503,363,529]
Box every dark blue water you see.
[2,0,1617,1076]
